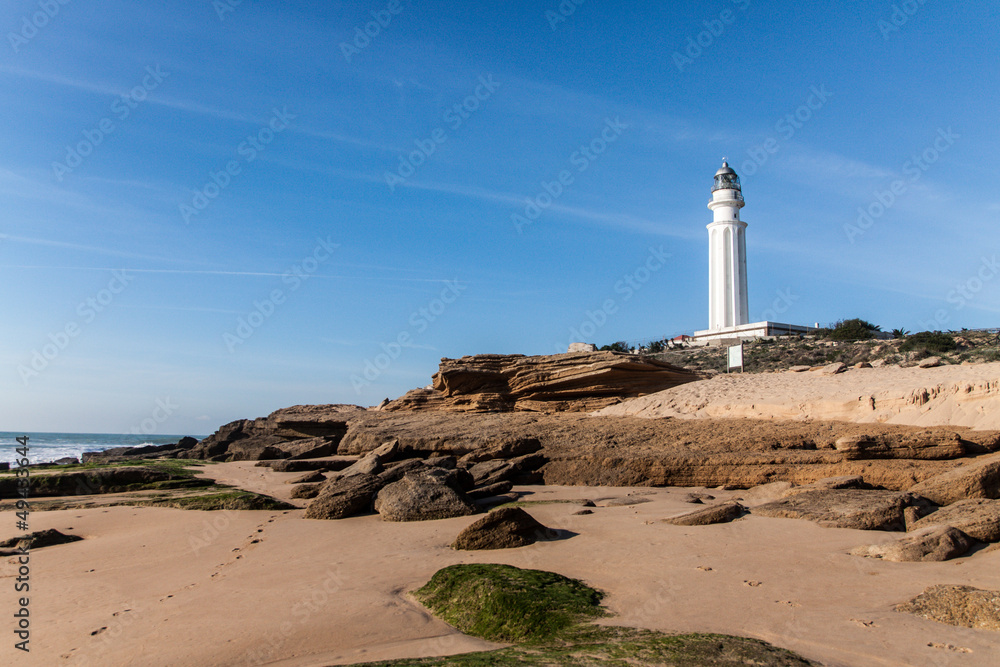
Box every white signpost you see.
[727,342,744,373]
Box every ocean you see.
[0,432,207,466]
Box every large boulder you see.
[909,498,1000,542]
[302,473,382,520]
[382,351,703,413]
[895,585,1000,631]
[374,471,478,522]
[664,501,745,526]
[452,507,558,550]
[850,526,976,562]
[908,452,1000,505]
[751,489,922,531]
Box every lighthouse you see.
[693,160,817,344]
[707,161,749,331]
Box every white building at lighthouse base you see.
[691,321,818,345]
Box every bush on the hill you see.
[599,341,629,353]
[900,331,957,354]
[827,318,881,341]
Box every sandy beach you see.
[2,461,1000,666]
[4,362,1000,666]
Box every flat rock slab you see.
[908,451,1000,506]
[0,529,82,555]
[664,501,745,526]
[452,507,558,550]
[910,498,1000,542]
[895,585,1000,631]
[850,526,976,562]
[752,489,918,531]
[783,476,868,497]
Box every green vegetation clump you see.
[900,331,958,355]
[414,564,605,644]
[354,564,818,666]
[827,318,881,341]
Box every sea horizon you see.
[0,431,209,466]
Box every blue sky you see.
[1,0,998,435]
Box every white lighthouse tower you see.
[693,160,817,344]
[707,161,749,331]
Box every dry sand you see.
[596,361,1000,430]
[3,462,1000,667]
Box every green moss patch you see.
[130,490,295,511]
[414,564,605,644]
[350,564,817,666]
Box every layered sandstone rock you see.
[191,404,365,461]
[337,411,998,491]
[383,352,703,413]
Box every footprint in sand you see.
[743,580,762,587]
[849,618,876,628]
[928,642,972,653]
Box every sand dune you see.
[596,362,1000,430]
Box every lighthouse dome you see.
[712,161,742,193]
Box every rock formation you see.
[0,529,83,555]
[452,507,559,550]
[850,526,976,562]
[664,501,745,526]
[895,585,1000,631]
[374,470,478,522]
[909,498,1000,542]
[907,451,1000,505]
[383,351,703,413]
[751,489,926,531]
[190,404,365,461]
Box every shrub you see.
[827,319,881,341]
[900,331,957,354]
